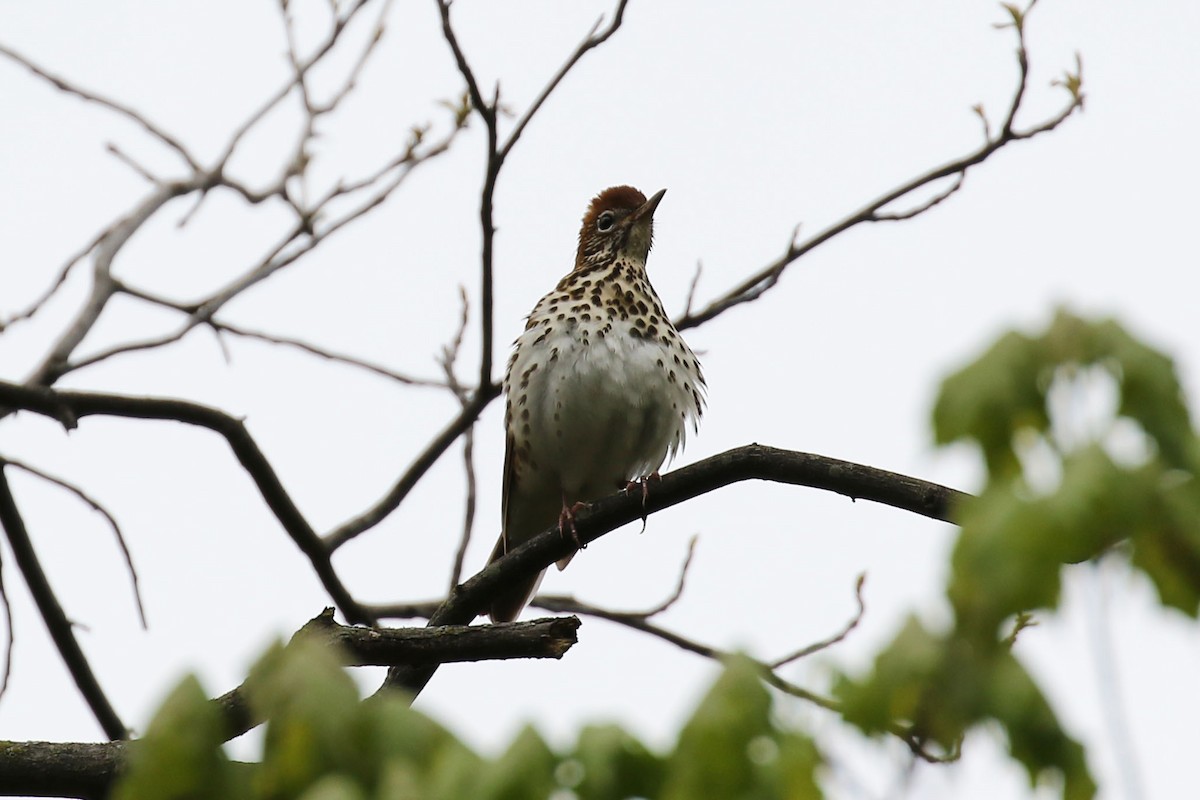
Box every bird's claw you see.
[622,472,661,532]
[558,500,589,550]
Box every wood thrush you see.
[487,186,705,622]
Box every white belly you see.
[508,320,701,501]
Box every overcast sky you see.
[2,2,1198,798]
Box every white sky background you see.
[1,1,1198,798]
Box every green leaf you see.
[935,309,1200,623]
[662,655,821,800]
[472,725,557,800]
[933,328,1047,476]
[570,724,664,800]
[113,674,249,800]
[366,693,482,800]
[298,774,367,800]
[949,447,1135,638]
[836,619,1097,799]
[983,651,1097,800]
[834,616,970,749]
[1130,468,1200,616]
[247,637,370,798]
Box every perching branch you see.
[377,443,967,695]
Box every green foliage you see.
[661,656,822,800]
[835,618,1096,800]
[838,308,1200,800]
[115,647,821,799]
[934,308,1200,619]
[114,675,249,800]
[118,308,1200,800]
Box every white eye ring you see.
[596,211,616,232]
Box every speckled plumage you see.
[487,186,705,623]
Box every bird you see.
[486,185,705,623]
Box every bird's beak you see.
[629,188,666,225]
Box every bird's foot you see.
[558,500,589,550]
[622,472,661,532]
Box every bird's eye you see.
[596,211,616,232]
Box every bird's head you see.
[575,186,665,269]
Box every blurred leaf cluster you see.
[115,642,821,800]
[836,308,1200,800]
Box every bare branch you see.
[442,289,479,589]
[535,593,721,660]
[0,381,374,626]
[301,608,580,667]
[68,120,460,377]
[324,385,500,550]
[0,231,105,332]
[640,535,698,617]
[497,0,631,160]
[209,0,374,174]
[538,535,701,625]
[365,600,443,620]
[681,262,704,318]
[209,321,449,388]
[103,142,161,185]
[0,740,124,800]
[22,182,192,389]
[437,0,630,398]
[0,43,200,171]
[0,612,581,797]
[0,533,12,701]
[675,2,1084,332]
[378,443,968,695]
[871,174,966,222]
[0,456,147,629]
[539,580,954,762]
[770,573,866,668]
[0,467,128,740]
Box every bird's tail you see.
[486,533,546,623]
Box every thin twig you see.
[637,536,698,618]
[0,535,12,701]
[104,143,161,185]
[0,43,200,171]
[443,289,479,589]
[0,457,147,629]
[69,121,459,376]
[681,262,703,318]
[324,385,500,550]
[675,0,1083,332]
[21,182,193,389]
[0,231,104,332]
[497,0,631,161]
[211,321,449,388]
[771,573,866,668]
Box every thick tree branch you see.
[378,444,968,695]
[214,611,580,740]
[0,612,580,797]
[0,741,124,800]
